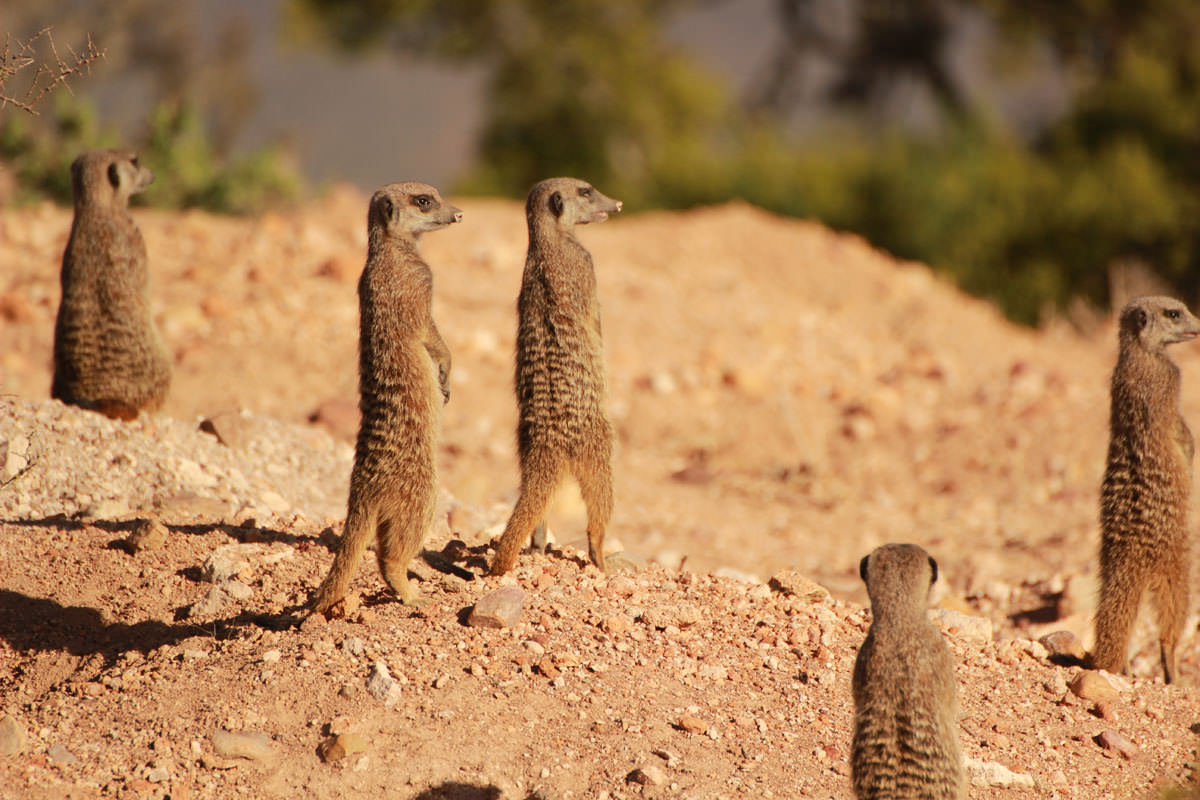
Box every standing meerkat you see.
[311,182,461,615]
[1093,295,1200,683]
[853,543,963,800]
[52,149,171,419]
[489,177,622,576]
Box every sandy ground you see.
[1,190,1199,798]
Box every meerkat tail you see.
[312,503,376,614]
[1149,567,1188,683]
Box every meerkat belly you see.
[356,348,439,456]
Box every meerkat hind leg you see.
[1151,569,1187,683]
[1092,552,1145,675]
[491,451,564,575]
[574,454,613,573]
[376,513,429,607]
[531,521,547,553]
[312,504,376,615]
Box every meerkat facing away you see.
[489,177,622,576]
[52,149,171,419]
[1093,295,1200,683]
[311,182,461,615]
[853,544,963,800]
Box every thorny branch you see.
[0,27,104,115]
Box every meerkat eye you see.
[413,195,434,210]
[130,156,139,168]
[1165,309,1181,320]
[579,187,593,198]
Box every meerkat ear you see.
[107,162,121,189]
[379,195,395,223]
[928,556,939,585]
[1131,307,1147,332]
[858,555,869,583]
[549,191,564,218]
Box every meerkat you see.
[311,182,461,615]
[52,149,171,419]
[1092,295,1200,683]
[852,543,963,800]
[489,177,622,576]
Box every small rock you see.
[260,491,290,515]
[222,580,253,601]
[307,397,359,441]
[197,411,256,450]
[964,757,1034,788]
[768,571,832,602]
[125,518,168,553]
[201,545,253,583]
[713,567,763,584]
[627,765,667,786]
[1039,630,1087,661]
[212,730,274,761]
[929,608,992,642]
[1095,729,1137,760]
[78,498,131,522]
[341,637,365,658]
[318,733,368,763]
[1069,671,1118,704]
[176,458,217,488]
[328,716,355,736]
[468,587,525,628]
[602,614,631,635]
[0,715,26,755]
[261,649,281,664]
[200,754,238,770]
[47,743,77,765]
[604,552,646,573]
[147,766,171,783]
[522,639,546,656]
[366,660,402,706]
[677,714,707,734]
[187,586,227,618]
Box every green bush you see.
[0,97,301,214]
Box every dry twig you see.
[0,27,104,115]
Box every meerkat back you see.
[52,149,169,419]
[852,544,963,800]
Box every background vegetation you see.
[5,0,1200,324]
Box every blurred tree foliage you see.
[0,2,300,213]
[290,0,1200,324]
[285,0,731,200]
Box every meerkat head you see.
[368,182,463,241]
[1119,296,1200,353]
[527,177,622,231]
[859,543,938,611]
[70,149,154,210]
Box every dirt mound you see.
[2,195,1200,797]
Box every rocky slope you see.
[2,193,1200,798]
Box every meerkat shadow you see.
[410,782,507,800]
